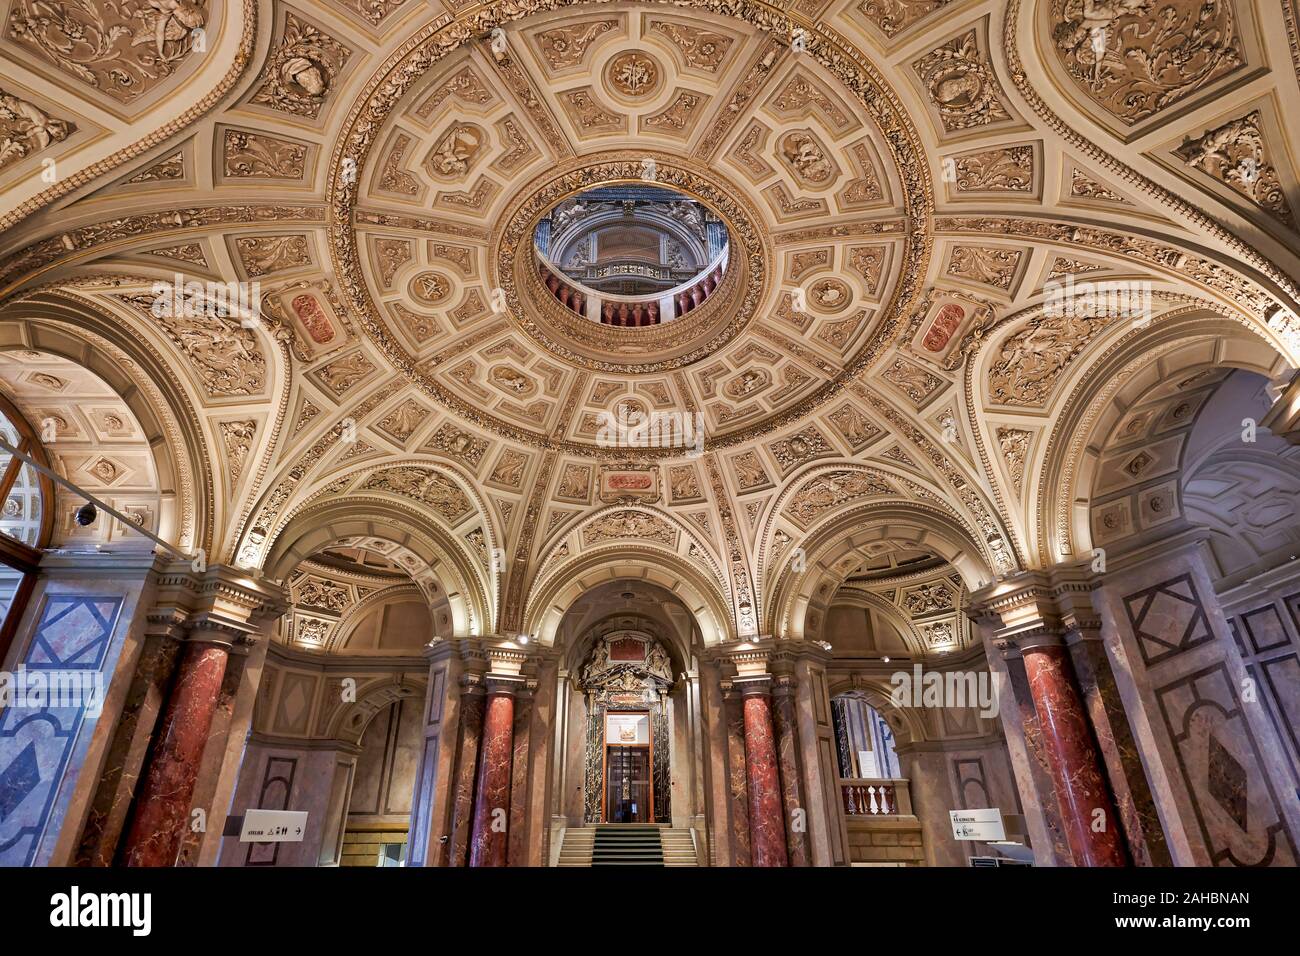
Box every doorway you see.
[603,711,652,822]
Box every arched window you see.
[831,695,900,780]
[0,394,53,662]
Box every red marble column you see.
[741,681,789,867]
[467,682,515,867]
[1021,642,1128,867]
[121,637,230,867]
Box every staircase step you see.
[557,826,698,867]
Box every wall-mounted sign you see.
[857,750,879,778]
[239,809,309,843]
[606,712,649,745]
[949,808,1005,841]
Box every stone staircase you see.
[557,824,699,866]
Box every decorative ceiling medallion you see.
[808,277,853,313]
[913,27,1012,133]
[605,51,663,99]
[409,271,452,305]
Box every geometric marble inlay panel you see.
[0,596,123,866]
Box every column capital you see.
[146,563,288,647]
[185,612,261,652]
[967,571,1066,654]
[143,606,190,642]
[703,636,831,670]
[734,674,774,697]
[483,672,533,697]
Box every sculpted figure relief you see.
[988,312,1106,407]
[251,13,352,119]
[788,471,891,526]
[1052,0,1244,124]
[0,88,74,171]
[1177,111,1294,225]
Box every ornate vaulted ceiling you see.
[2,0,1299,657]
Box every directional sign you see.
[239,809,309,843]
[949,808,1005,841]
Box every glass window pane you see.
[0,415,42,547]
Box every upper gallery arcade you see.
[0,0,1298,868]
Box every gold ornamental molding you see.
[324,0,935,459]
[1004,0,1300,317]
[494,152,764,373]
[0,0,260,235]
[0,204,328,298]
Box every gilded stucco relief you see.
[0,0,1298,655]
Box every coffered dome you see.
[333,5,920,452]
[2,0,1299,655]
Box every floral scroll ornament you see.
[1051,0,1244,125]
[7,0,208,104]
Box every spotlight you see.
[74,502,98,527]
[518,634,530,645]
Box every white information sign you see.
[949,808,1005,841]
[239,809,309,843]
[857,750,879,778]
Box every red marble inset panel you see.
[609,637,645,661]
[922,302,964,352]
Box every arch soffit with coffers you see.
[523,544,732,649]
[755,459,1000,611]
[532,503,729,598]
[1033,313,1292,563]
[0,294,214,553]
[251,453,500,594]
[262,495,493,639]
[767,499,992,643]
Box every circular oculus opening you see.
[532,184,730,329]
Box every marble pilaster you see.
[446,670,484,866]
[721,679,751,865]
[771,672,809,866]
[73,606,186,866]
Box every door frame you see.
[600,709,654,823]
